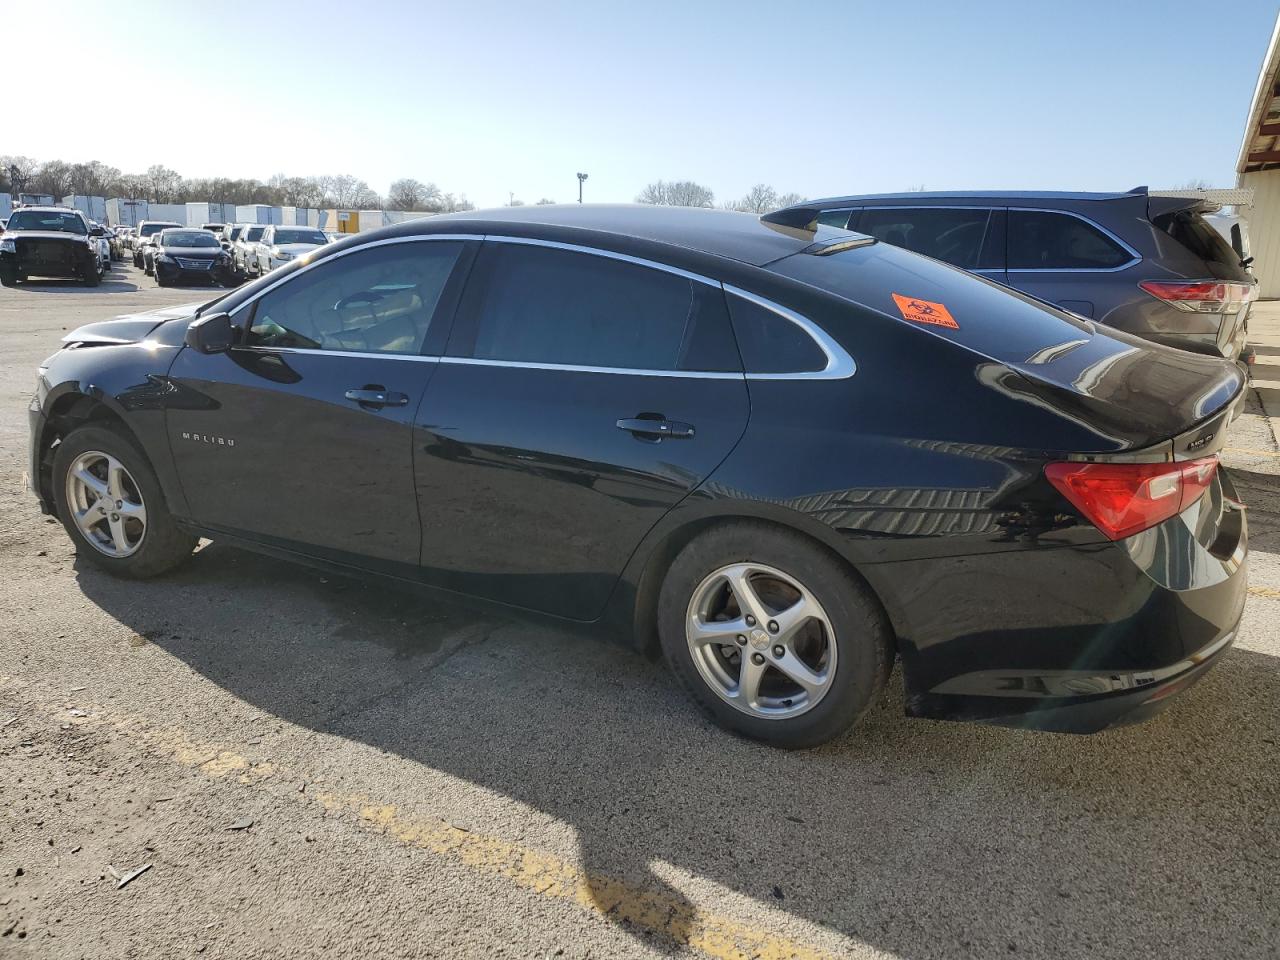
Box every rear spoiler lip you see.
[1059,384,1242,465]
[1147,194,1218,220]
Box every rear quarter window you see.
[1007,210,1132,270]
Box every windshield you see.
[274,229,327,245]
[244,227,265,242]
[162,231,220,248]
[140,222,180,237]
[6,211,87,234]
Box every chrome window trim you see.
[482,235,722,288]
[231,345,440,363]
[438,357,743,380]
[228,231,855,380]
[722,285,856,381]
[1004,207,1140,273]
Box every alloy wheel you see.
[685,562,837,719]
[64,450,147,558]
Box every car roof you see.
[14,206,84,215]
[792,188,1148,205]
[411,203,837,267]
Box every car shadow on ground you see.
[73,542,1280,958]
[9,275,143,294]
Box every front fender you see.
[36,341,189,518]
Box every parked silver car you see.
[252,225,329,274]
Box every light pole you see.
[577,172,588,204]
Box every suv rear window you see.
[1007,211,1132,270]
[1153,210,1251,282]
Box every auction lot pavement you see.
[2,265,1279,959]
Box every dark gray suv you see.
[769,188,1257,364]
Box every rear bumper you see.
[907,618,1239,733]
[870,469,1249,734]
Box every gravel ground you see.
[2,266,1278,959]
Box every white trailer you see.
[235,204,282,225]
[106,198,148,226]
[61,195,108,223]
[148,203,188,224]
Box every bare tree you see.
[1176,178,1213,190]
[2,155,38,196]
[33,160,75,199]
[145,165,183,203]
[387,178,442,211]
[68,161,120,198]
[320,174,379,208]
[535,198,556,205]
[636,179,715,207]
[723,184,806,214]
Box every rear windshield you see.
[771,240,1095,364]
[1154,210,1251,281]
[274,229,327,245]
[244,227,265,241]
[6,210,87,234]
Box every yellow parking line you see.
[1249,585,1280,601]
[1225,447,1280,458]
[14,691,836,960]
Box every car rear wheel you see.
[658,522,893,748]
[53,425,197,578]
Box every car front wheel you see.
[658,522,893,748]
[52,425,197,578]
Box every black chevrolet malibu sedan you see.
[27,205,1247,747]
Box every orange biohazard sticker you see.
[891,293,958,329]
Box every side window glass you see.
[461,243,738,372]
[246,241,462,355]
[1008,211,1131,270]
[817,209,853,230]
[858,207,991,269]
[727,294,826,374]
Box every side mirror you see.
[185,312,237,355]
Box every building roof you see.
[1239,12,1280,174]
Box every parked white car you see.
[232,224,268,276]
[88,222,111,275]
[253,225,329,274]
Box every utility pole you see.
[577,172,588,204]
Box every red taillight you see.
[1138,280,1256,314]
[1044,457,1218,540]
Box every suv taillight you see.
[1138,280,1256,314]
[1045,457,1218,540]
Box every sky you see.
[5,0,1278,209]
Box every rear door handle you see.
[345,387,409,409]
[616,417,695,440]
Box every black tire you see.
[52,424,197,579]
[0,270,16,287]
[155,272,168,287]
[82,263,101,287]
[133,252,142,268]
[657,522,893,749]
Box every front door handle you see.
[345,387,409,409]
[616,416,695,440]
